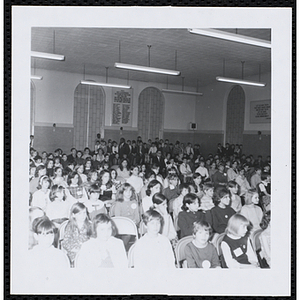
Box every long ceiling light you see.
[115,62,180,76]
[216,76,266,87]
[81,80,131,89]
[31,51,65,61]
[30,75,43,80]
[161,89,203,96]
[188,28,271,48]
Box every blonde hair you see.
[244,189,258,205]
[226,214,250,235]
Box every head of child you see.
[203,183,214,198]
[227,181,238,195]
[110,168,117,180]
[99,169,111,185]
[143,209,164,237]
[120,158,129,170]
[226,214,251,238]
[93,214,117,242]
[179,183,190,197]
[181,193,200,212]
[168,174,179,187]
[245,189,259,206]
[32,217,56,248]
[49,185,66,202]
[146,180,162,197]
[261,172,271,184]
[89,184,101,201]
[47,159,54,169]
[67,171,82,186]
[260,211,271,230]
[193,173,202,185]
[88,170,98,182]
[117,183,136,202]
[152,193,168,215]
[29,207,45,227]
[213,187,230,208]
[37,175,51,191]
[130,165,140,177]
[193,221,212,247]
[35,165,46,178]
[70,202,89,227]
[75,164,84,174]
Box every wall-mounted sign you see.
[112,88,133,126]
[250,100,271,124]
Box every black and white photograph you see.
[10,6,292,296]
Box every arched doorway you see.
[73,83,105,150]
[226,85,245,144]
[138,87,164,141]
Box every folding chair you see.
[174,235,193,268]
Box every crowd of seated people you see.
[28,134,271,269]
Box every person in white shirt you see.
[195,161,209,181]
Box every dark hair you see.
[89,183,101,194]
[145,170,156,181]
[87,170,98,182]
[227,180,238,189]
[146,180,162,196]
[203,182,214,192]
[213,186,230,205]
[181,193,199,211]
[93,214,117,237]
[178,183,190,194]
[261,172,271,181]
[32,216,56,235]
[37,175,51,190]
[152,193,167,206]
[49,184,66,202]
[119,158,129,171]
[99,169,112,189]
[67,171,82,186]
[34,165,46,178]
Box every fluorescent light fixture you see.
[216,76,266,87]
[115,62,180,76]
[188,29,271,49]
[161,89,203,96]
[31,51,65,61]
[80,80,131,89]
[30,75,43,80]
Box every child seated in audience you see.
[162,174,180,217]
[257,173,271,211]
[152,193,177,243]
[31,175,52,211]
[29,165,47,195]
[112,183,140,225]
[29,207,45,249]
[221,214,259,268]
[84,184,107,220]
[259,211,271,267]
[193,173,204,199]
[66,171,88,203]
[76,214,128,268]
[46,185,74,224]
[235,168,251,197]
[27,217,70,271]
[133,209,176,269]
[52,167,67,187]
[173,183,190,230]
[199,182,214,211]
[61,203,93,265]
[98,169,116,202]
[240,189,263,231]
[206,186,235,234]
[142,179,162,213]
[178,193,206,238]
[126,165,144,195]
[227,181,242,213]
[185,221,220,268]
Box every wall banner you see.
[250,99,271,124]
[112,88,133,126]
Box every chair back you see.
[127,243,136,268]
[215,232,226,256]
[174,235,193,268]
[139,221,147,236]
[251,229,264,252]
[112,216,139,238]
[58,220,69,249]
